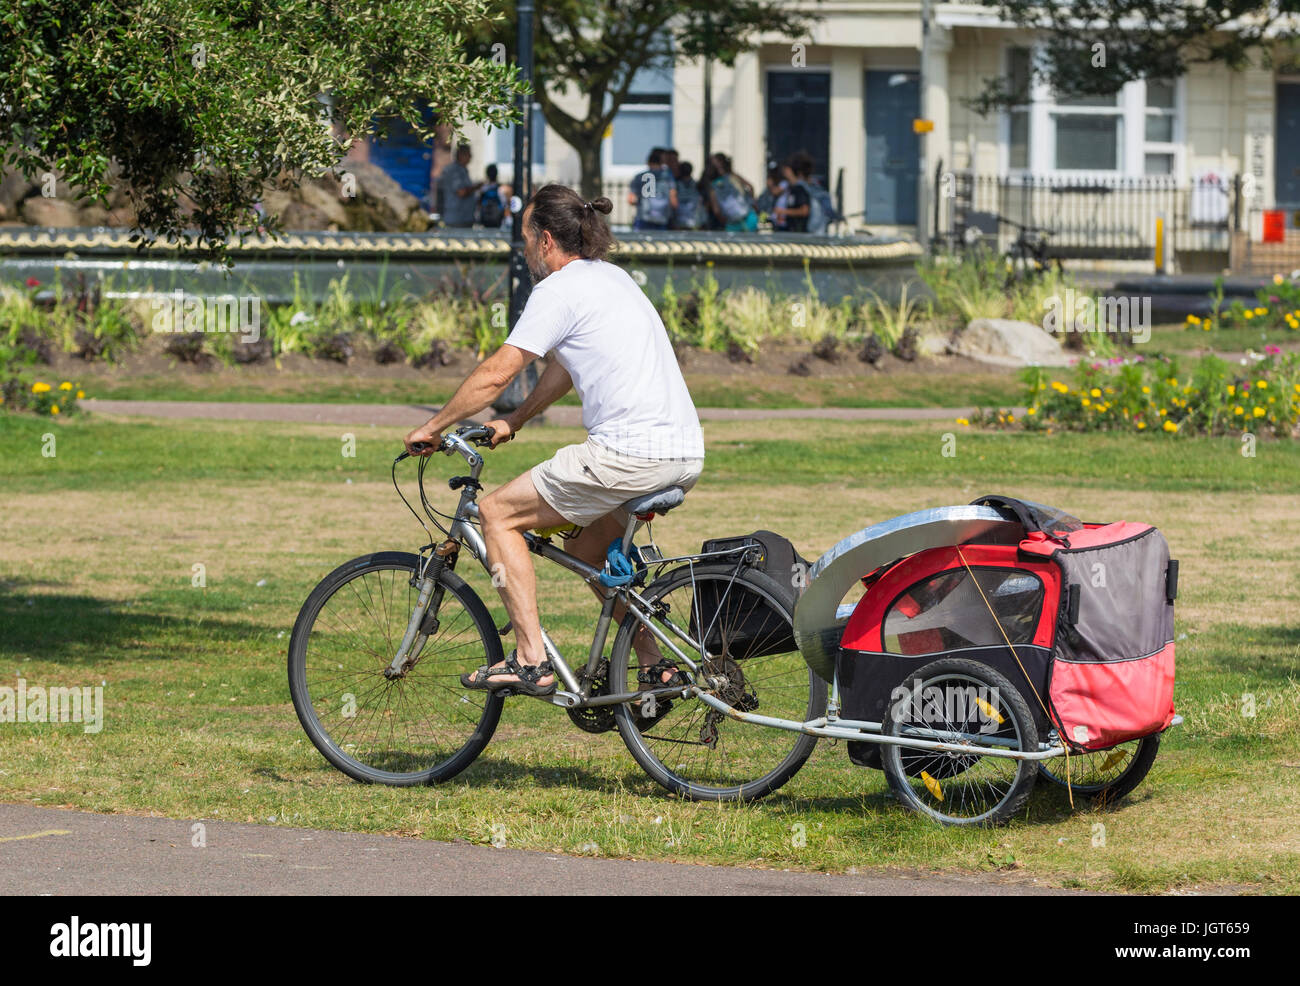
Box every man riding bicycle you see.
[403,184,705,696]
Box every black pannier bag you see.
[689,531,808,659]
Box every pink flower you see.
[1270,295,1281,303]
[1264,344,1281,354]
[25,277,40,288]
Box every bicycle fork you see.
[383,540,457,680]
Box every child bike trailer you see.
[793,496,1178,820]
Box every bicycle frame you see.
[388,428,1074,764]
[387,430,760,715]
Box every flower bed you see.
[968,351,1300,438]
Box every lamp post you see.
[496,0,538,413]
[917,0,931,253]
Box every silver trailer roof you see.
[793,505,1023,682]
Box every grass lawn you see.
[1,412,1298,893]
[72,365,1023,410]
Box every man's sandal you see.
[637,659,692,690]
[460,653,557,697]
[633,659,691,729]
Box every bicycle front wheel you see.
[288,551,504,785]
[610,564,824,802]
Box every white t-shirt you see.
[505,259,705,460]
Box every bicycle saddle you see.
[622,486,685,518]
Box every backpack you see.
[674,184,703,230]
[690,530,810,659]
[714,175,755,226]
[478,186,504,228]
[636,168,673,227]
[799,180,841,234]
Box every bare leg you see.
[566,513,678,682]
[473,470,568,687]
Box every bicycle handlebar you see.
[395,424,499,464]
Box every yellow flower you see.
[50,404,60,415]
[1257,380,1267,390]
[1253,406,1266,417]
[1255,307,1267,315]
[1051,381,1068,393]
[58,381,72,391]
[1007,415,1015,423]
[955,418,969,426]
[1136,420,1147,430]
[76,390,85,399]
[1159,408,1167,416]
[31,382,50,394]
[1089,388,1101,398]
[1081,398,1091,407]
[1234,406,1244,415]
[1244,311,1254,319]
[1275,273,1285,285]
[1141,385,1151,395]
[1186,314,1201,324]
[1203,321,1212,331]
[1227,385,1235,396]
[1163,420,1178,432]
[1026,406,1038,416]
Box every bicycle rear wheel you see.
[610,564,824,802]
[288,551,504,785]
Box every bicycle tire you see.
[881,657,1039,826]
[289,551,504,786]
[1037,733,1160,807]
[610,563,824,802]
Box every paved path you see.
[83,399,976,426]
[0,804,1083,896]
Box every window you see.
[883,569,1044,656]
[1002,46,1182,177]
[1143,79,1177,175]
[1053,90,1122,171]
[492,103,545,168]
[608,62,673,169]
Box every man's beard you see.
[526,254,550,284]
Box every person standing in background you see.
[478,163,507,229]
[628,148,677,231]
[439,143,482,228]
[672,161,702,230]
[775,152,813,233]
[703,153,758,233]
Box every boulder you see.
[19,196,83,227]
[0,169,36,220]
[340,160,428,232]
[951,317,1072,367]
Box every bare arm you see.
[404,344,531,452]
[503,357,572,431]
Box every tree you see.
[972,0,1300,112]
[479,1,819,199]
[0,0,523,263]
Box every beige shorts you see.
[530,439,704,527]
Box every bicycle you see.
[288,424,825,802]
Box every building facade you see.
[450,1,1296,240]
